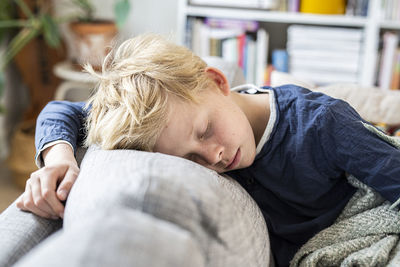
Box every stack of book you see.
[379,0,400,21]
[345,0,369,17]
[186,17,269,86]
[287,25,363,85]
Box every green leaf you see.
[0,71,4,97]
[72,0,95,21]
[41,14,61,48]
[1,27,39,70]
[14,0,34,19]
[0,0,14,21]
[0,0,15,44]
[0,71,4,114]
[114,0,130,30]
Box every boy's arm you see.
[16,101,88,219]
[319,101,400,205]
[35,101,88,167]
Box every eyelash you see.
[200,121,211,141]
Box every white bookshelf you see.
[177,0,400,88]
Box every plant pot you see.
[13,36,66,121]
[69,20,118,70]
[7,120,37,189]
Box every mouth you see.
[226,148,241,170]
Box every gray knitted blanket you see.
[290,123,400,267]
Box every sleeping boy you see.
[16,34,400,266]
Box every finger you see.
[41,174,66,218]
[57,170,79,201]
[16,193,26,210]
[18,179,34,211]
[30,177,56,216]
[23,181,58,219]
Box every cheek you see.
[213,121,236,144]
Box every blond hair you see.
[83,34,210,151]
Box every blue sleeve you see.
[35,101,89,154]
[319,99,400,204]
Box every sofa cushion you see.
[60,147,271,267]
[271,71,400,126]
[315,83,400,126]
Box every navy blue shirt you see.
[228,85,400,266]
[35,85,400,266]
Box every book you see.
[289,57,359,73]
[290,69,358,84]
[287,25,363,85]
[272,49,288,72]
[256,28,269,86]
[189,0,279,9]
[287,25,363,42]
[390,49,400,89]
[378,31,399,90]
[204,18,259,32]
[287,39,362,53]
[222,37,238,63]
[245,37,256,83]
[288,0,300,12]
[286,49,360,62]
[187,17,269,85]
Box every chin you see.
[244,150,256,168]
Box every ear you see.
[205,67,230,96]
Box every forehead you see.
[153,87,224,154]
[153,95,202,155]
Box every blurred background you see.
[0,0,179,211]
[1,0,399,211]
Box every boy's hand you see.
[16,143,79,220]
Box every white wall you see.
[119,0,180,41]
[78,0,180,42]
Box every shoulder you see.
[271,84,338,105]
[271,84,356,115]
[269,84,364,133]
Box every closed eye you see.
[199,121,211,141]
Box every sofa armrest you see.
[11,147,271,267]
[65,147,271,266]
[14,208,205,267]
[0,199,62,267]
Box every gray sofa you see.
[0,57,273,267]
[0,147,272,267]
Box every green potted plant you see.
[1,0,131,188]
[0,0,62,113]
[0,0,130,110]
[0,0,66,187]
[66,0,130,70]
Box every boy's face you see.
[153,68,257,173]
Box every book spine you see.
[237,34,247,69]
[204,18,259,32]
[378,32,399,90]
[272,49,288,72]
[256,28,269,86]
[390,49,400,89]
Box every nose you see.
[199,142,224,166]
